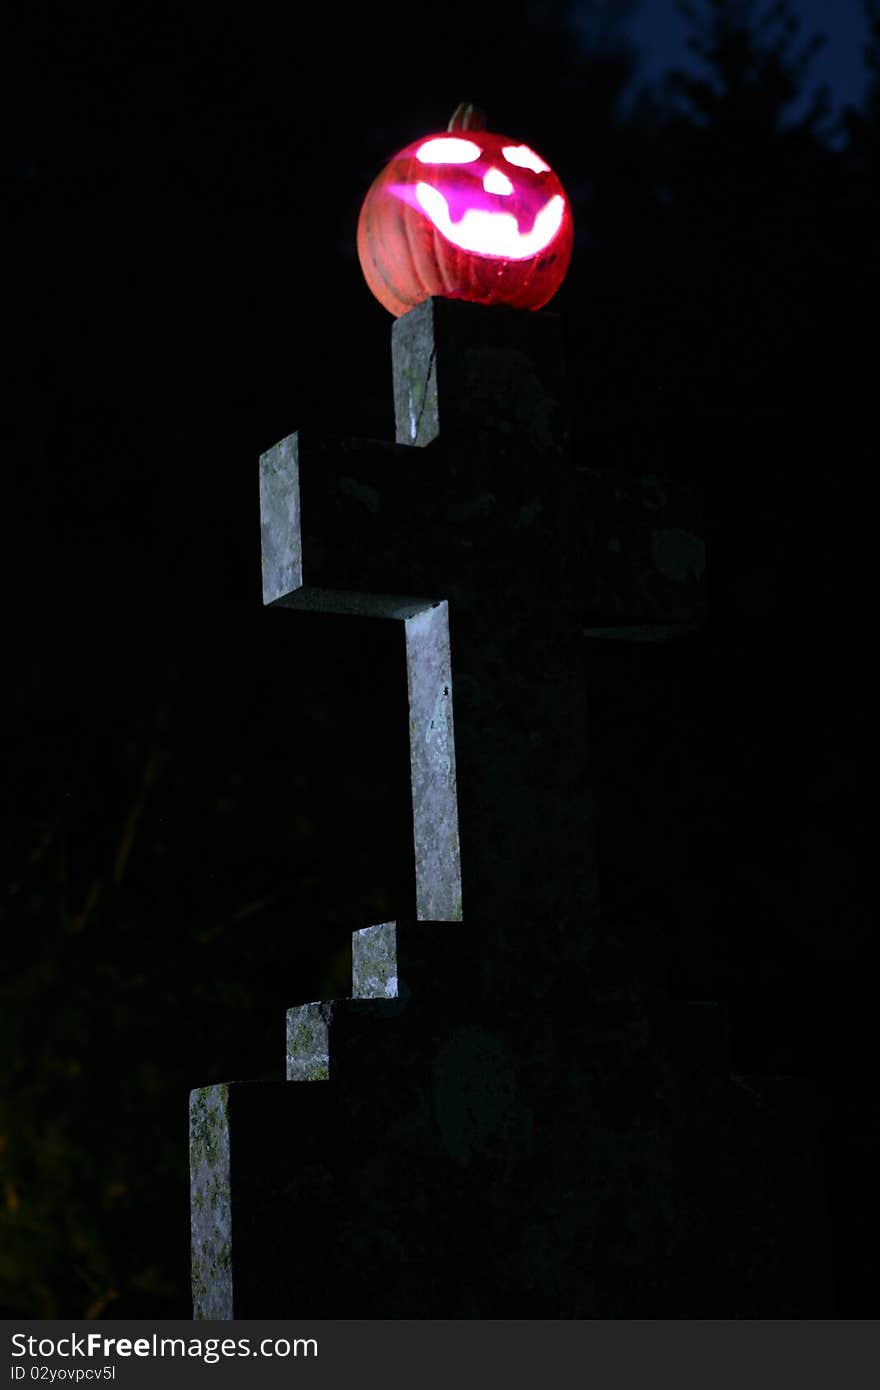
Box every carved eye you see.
[502,144,550,174]
[416,137,481,164]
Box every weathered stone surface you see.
[189,1085,232,1320]
[351,920,398,1000]
[404,601,461,922]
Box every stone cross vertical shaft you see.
[260,298,594,965]
[259,297,701,1003]
[188,299,833,1319]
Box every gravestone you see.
[190,297,833,1317]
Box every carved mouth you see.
[390,182,565,261]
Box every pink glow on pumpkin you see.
[357,123,574,315]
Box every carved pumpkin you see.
[357,104,573,317]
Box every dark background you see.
[3,0,876,1316]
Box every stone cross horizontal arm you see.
[259,437,705,632]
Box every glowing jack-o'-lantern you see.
[357,103,574,317]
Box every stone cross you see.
[190,297,831,1319]
[258,297,704,994]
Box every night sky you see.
[619,0,872,120]
[568,0,875,151]
[4,0,877,1319]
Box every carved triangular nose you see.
[482,166,514,195]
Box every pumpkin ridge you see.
[398,162,432,305]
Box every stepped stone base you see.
[191,921,834,1318]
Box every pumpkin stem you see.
[448,102,487,132]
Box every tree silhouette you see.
[842,1,880,203]
[669,0,831,136]
[861,0,880,127]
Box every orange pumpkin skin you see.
[357,127,574,317]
